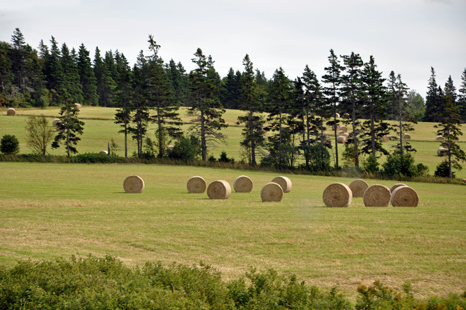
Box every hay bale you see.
[390,183,407,193]
[323,183,352,207]
[166,145,174,151]
[233,175,253,193]
[332,124,340,131]
[207,180,231,199]
[436,136,444,141]
[437,147,448,156]
[99,150,108,155]
[380,135,389,143]
[261,182,283,202]
[74,103,82,110]
[123,175,145,193]
[339,126,347,133]
[52,118,61,127]
[442,142,449,148]
[402,133,411,140]
[343,113,350,118]
[363,184,391,207]
[335,113,340,118]
[272,176,292,193]
[349,179,369,198]
[7,108,15,116]
[337,136,347,143]
[187,176,207,193]
[342,132,349,137]
[391,186,419,207]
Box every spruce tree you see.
[188,48,227,162]
[423,67,442,122]
[61,44,84,104]
[0,41,13,98]
[221,68,242,109]
[165,59,189,106]
[77,44,98,106]
[457,68,466,121]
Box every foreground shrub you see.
[0,134,19,155]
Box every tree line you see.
[1,28,465,178]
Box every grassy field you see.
[1,106,465,179]
[0,161,465,300]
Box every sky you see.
[1,0,465,98]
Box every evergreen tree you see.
[0,41,13,102]
[188,48,227,162]
[435,76,466,178]
[51,90,85,157]
[237,54,265,167]
[221,68,242,109]
[77,44,98,106]
[165,59,189,106]
[130,63,151,156]
[423,67,442,122]
[459,68,466,121]
[322,49,344,168]
[146,35,182,158]
[61,44,84,104]
[44,36,65,105]
[10,28,27,93]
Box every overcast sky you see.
[1,0,465,98]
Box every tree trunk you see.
[371,114,376,157]
[249,107,256,167]
[201,108,206,162]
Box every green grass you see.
[0,161,465,300]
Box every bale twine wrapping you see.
[403,133,411,140]
[437,147,448,156]
[380,135,389,143]
[7,108,15,116]
[233,175,253,193]
[74,103,82,110]
[261,182,284,202]
[349,179,369,198]
[337,136,347,143]
[207,180,231,199]
[323,183,352,207]
[272,176,292,193]
[187,176,207,193]
[99,150,108,155]
[339,126,347,133]
[390,186,419,207]
[363,184,391,207]
[390,183,407,193]
[335,113,340,118]
[123,175,145,193]
[436,136,444,141]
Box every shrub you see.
[168,134,201,162]
[219,151,234,163]
[382,150,427,177]
[362,154,380,173]
[435,160,455,178]
[0,134,20,155]
[305,144,332,171]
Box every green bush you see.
[362,155,380,174]
[382,150,428,177]
[168,134,201,162]
[303,144,332,171]
[0,134,20,155]
[219,151,234,163]
[434,160,455,178]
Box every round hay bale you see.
[349,179,369,198]
[337,136,347,143]
[187,176,207,193]
[338,130,344,136]
[343,113,350,118]
[74,103,82,110]
[436,136,444,141]
[342,132,349,137]
[7,108,15,116]
[207,180,231,199]
[442,142,449,148]
[99,150,108,155]
[402,133,411,140]
[123,175,145,193]
[166,145,174,151]
[335,113,340,118]
[380,135,389,143]
[324,135,331,142]
[389,183,407,193]
[323,183,352,207]
[52,118,61,127]
[272,176,292,193]
[233,175,253,193]
[260,182,283,202]
[363,184,391,207]
[332,124,340,131]
[339,126,347,133]
[391,186,419,207]
[437,147,448,156]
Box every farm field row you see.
[0,162,465,300]
[1,106,465,178]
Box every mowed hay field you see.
[1,106,465,179]
[0,162,465,300]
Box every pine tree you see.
[165,59,189,106]
[61,44,84,104]
[77,44,98,106]
[435,76,466,178]
[322,49,344,168]
[221,68,242,109]
[457,68,466,121]
[188,48,227,162]
[0,41,13,100]
[423,67,442,122]
[44,36,65,105]
[146,35,182,158]
[237,54,265,167]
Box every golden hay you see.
[52,119,61,127]
[272,176,292,193]
[348,179,369,198]
[74,103,82,110]
[99,151,108,155]
[339,126,347,133]
[233,175,253,193]
[436,136,444,141]
[207,180,231,199]
[343,113,350,118]
[403,133,411,140]
[337,136,347,143]
[335,113,340,118]
[123,175,145,193]
[7,108,15,116]
[322,183,352,207]
[338,130,344,136]
[363,184,391,207]
[342,132,349,137]
[437,147,448,156]
[391,186,419,207]
[187,176,207,193]
[166,145,174,151]
[260,182,283,202]
[389,183,407,193]
[380,135,389,143]
[442,142,449,148]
